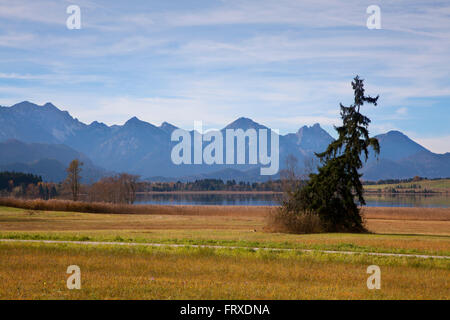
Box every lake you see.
[135,193,450,208]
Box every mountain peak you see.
[124,116,143,125]
[297,123,330,138]
[123,116,161,133]
[11,101,62,114]
[12,101,37,109]
[224,117,267,130]
[89,120,108,129]
[16,100,33,105]
[384,130,405,136]
[374,130,429,160]
[160,121,178,134]
[295,123,334,153]
[298,123,322,132]
[377,130,416,141]
[41,102,62,112]
[160,121,176,128]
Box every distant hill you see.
[362,132,450,180]
[0,159,67,183]
[0,101,449,181]
[0,139,106,182]
[372,131,428,161]
[0,139,92,166]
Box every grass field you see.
[1,242,448,300]
[0,204,449,299]
[364,178,450,192]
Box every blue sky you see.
[0,0,449,153]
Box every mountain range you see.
[0,101,449,182]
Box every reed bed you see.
[0,197,275,217]
[0,197,449,221]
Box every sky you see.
[0,0,449,153]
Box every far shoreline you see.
[137,190,449,195]
[136,191,283,195]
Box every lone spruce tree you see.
[289,76,380,232]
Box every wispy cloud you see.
[0,0,448,152]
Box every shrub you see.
[266,207,323,234]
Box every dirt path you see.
[1,238,449,260]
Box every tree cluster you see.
[88,173,139,204]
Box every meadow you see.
[364,178,450,193]
[0,201,449,299]
[1,242,448,300]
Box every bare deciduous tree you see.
[118,173,139,204]
[280,154,301,195]
[66,159,83,201]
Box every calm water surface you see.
[135,193,450,208]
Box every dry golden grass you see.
[1,206,449,235]
[0,208,265,231]
[363,207,450,236]
[361,207,450,221]
[0,203,449,300]
[366,219,450,235]
[0,197,275,217]
[1,206,449,255]
[0,242,448,300]
[2,198,449,238]
[2,197,450,221]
